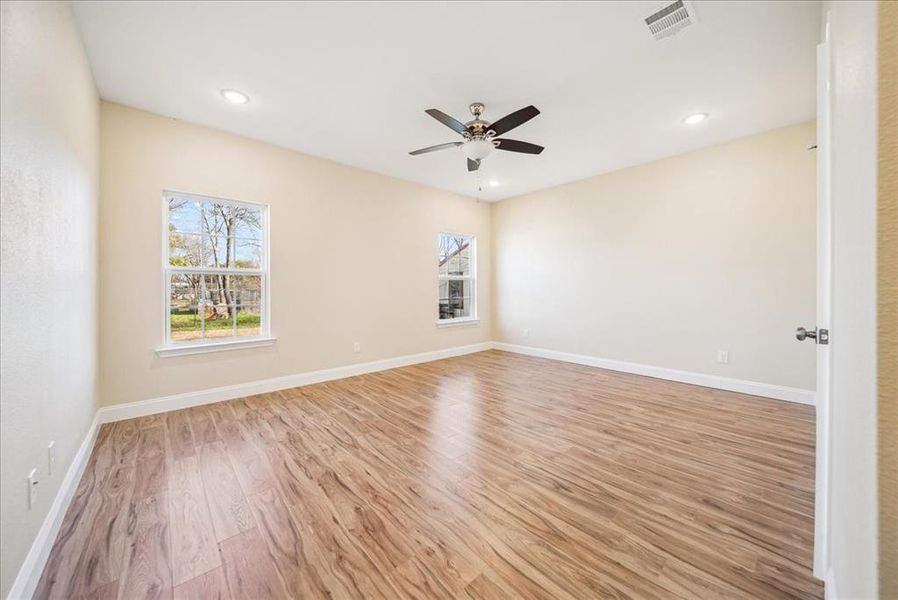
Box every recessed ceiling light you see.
[488,180,499,188]
[221,89,249,105]
[683,112,708,125]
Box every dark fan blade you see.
[487,105,540,137]
[494,138,544,155]
[409,141,463,155]
[425,109,468,135]
[467,158,480,172]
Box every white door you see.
[810,20,832,580]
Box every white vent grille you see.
[645,0,697,40]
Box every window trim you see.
[435,316,480,328]
[436,231,477,325]
[155,336,276,357]
[158,190,272,356]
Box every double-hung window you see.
[162,191,270,353]
[437,232,476,323]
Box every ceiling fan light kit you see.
[409,102,544,172]
[461,139,496,161]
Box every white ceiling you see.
[73,1,820,201]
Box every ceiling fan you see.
[409,103,544,172]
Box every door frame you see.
[813,14,833,580]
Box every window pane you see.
[170,305,204,341]
[438,233,472,277]
[170,274,202,341]
[201,274,225,307]
[438,295,472,319]
[201,201,228,235]
[438,279,473,320]
[202,303,237,339]
[170,273,199,304]
[202,233,232,268]
[168,197,202,234]
[200,202,229,265]
[227,275,262,305]
[448,253,462,276]
[233,238,262,269]
[459,243,471,276]
[233,207,263,240]
[169,232,202,267]
[235,304,262,337]
[197,275,232,339]
[198,279,231,338]
[438,234,458,264]
[448,279,465,299]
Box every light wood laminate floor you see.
[35,350,822,599]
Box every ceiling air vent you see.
[645,0,697,40]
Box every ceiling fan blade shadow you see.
[425,109,468,135]
[494,139,544,154]
[487,105,540,137]
[409,141,463,155]
[467,158,480,172]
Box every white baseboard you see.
[493,342,815,405]
[98,340,814,425]
[6,414,100,600]
[97,342,494,423]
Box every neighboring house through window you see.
[163,191,269,348]
[438,232,476,323]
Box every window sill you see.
[156,336,277,357]
[435,318,480,328]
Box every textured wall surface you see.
[491,122,817,390]
[0,2,99,596]
[879,1,897,596]
[99,102,491,407]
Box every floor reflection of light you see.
[424,372,478,486]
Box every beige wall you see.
[491,122,817,390]
[0,1,99,596]
[880,1,897,596]
[99,102,491,407]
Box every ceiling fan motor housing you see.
[465,102,493,138]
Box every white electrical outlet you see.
[523,329,530,339]
[353,341,361,353]
[27,468,37,509]
[717,350,729,364]
[48,441,55,475]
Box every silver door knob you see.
[796,327,817,341]
[796,327,829,344]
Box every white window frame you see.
[157,190,273,357]
[436,232,478,327]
